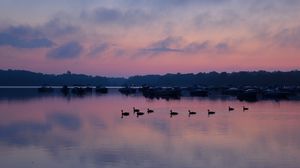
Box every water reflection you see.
[0,90,300,168]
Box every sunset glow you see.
[0,0,299,76]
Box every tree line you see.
[1,69,300,87]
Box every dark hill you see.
[1,69,300,87]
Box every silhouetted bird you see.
[147,108,154,114]
[136,111,145,117]
[170,110,179,118]
[188,110,197,117]
[208,109,216,116]
[121,110,130,118]
[133,107,140,114]
[243,106,249,111]
[228,106,234,111]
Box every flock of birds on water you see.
[121,106,249,118]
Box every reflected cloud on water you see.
[0,93,300,168]
[0,112,81,149]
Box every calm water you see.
[1,89,300,168]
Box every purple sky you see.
[0,0,300,76]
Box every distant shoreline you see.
[1,69,300,87]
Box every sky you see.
[0,0,300,77]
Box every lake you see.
[0,88,300,168]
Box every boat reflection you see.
[0,92,300,168]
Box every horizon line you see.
[1,68,300,79]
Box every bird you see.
[136,111,145,117]
[208,109,216,116]
[147,108,154,114]
[121,110,130,118]
[243,106,249,111]
[133,107,140,114]
[188,110,197,117]
[228,106,234,111]
[170,110,179,118]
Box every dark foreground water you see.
[0,89,300,168]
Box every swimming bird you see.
[133,107,140,114]
[228,106,234,111]
[208,109,216,116]
[121,110,130,118]
[147,108,154,114]
[243,106,249,111]
[170,110,179,118]
[136,111,145,117]
[188,110,197,117]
